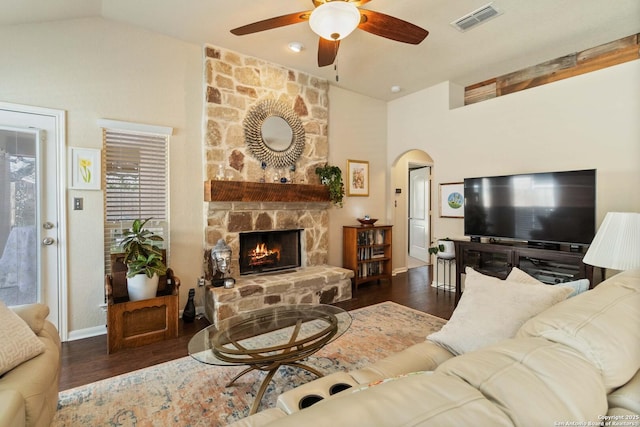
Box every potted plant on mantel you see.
[428,238,455,259]
[120,218,167,301]
[315,164,345,207]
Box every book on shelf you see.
[357,261,383,278]
[357,229,386,246]
[358,246,387,261]
[371,247,385,258]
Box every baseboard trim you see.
[430,281,456,293]
[393,267,408,276]
[67,325,106,341]
[66,305,206,342]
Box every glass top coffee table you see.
[188,304,352,414]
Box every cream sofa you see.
[0,304,61,427]
[230,268,640,426]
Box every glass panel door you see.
[0,104,64,337]
[0,128,39,305]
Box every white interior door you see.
[0,103,66,335]
[409,166,430,262]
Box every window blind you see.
[103,128,169,274]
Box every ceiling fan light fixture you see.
[309,2,361,41]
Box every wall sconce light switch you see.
[73,197,83,210]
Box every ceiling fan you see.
[230,0,429,67]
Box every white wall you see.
[327,86,387,267]
[0,16,387,337]
[388,61,640,259]
[0,18,203,337]
[2,15,637,336]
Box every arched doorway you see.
[390,149,434,273]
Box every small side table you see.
[434,255,455,294]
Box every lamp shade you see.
[309,2,361,41]
[583,212,640,270]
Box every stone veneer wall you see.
[203,45,331,278]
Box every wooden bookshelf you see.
[343,225,392,290]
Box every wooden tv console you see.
[453,240,594,304]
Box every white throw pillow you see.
[507,267,590,298]
[0,300,45,376]
[506,267,544,285]
[427,268,573,355]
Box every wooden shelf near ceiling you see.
[464,33,640,105]
[204,181,330,203]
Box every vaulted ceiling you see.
[2,0,639,101]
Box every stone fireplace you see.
[203,44,332,278]
[204,202,329,281]
[239,229,301,275]
[201,45,352,327]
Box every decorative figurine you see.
[260,161,267,183]
[289,164,296,184]
[216,164,225,181]
[211,238,235,288]
[183,288,196,322]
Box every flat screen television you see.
[464,169,596,246]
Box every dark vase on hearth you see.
[183,288,196,323]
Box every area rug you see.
[53,301,446,427]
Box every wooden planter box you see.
[105,270,180,354]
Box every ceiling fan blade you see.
[358,9,428,44]
[230,11,312,35]
[318,38,340,67]
[313,0,371,6]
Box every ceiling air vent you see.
[451,3,502,32]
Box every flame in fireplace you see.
[248,243,281,267]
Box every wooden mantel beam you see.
[204,181,330,203]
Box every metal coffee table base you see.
[188,305,352,416]
[227,361,324,415]
[213,311,339,414]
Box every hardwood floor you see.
[59,265,455,391]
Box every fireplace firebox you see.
[239,229,302,275]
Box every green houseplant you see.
[315,164,345,207]
[428,238,455,258]
[120,218,167,301]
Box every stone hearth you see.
[204,265,353,327]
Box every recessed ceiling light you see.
[288,42,304,53]
[390,85,401,93]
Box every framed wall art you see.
[347,159,369,197]
[440,182,464,218]
[70,148,101,190]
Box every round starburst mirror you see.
[243,100,305,169]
